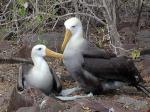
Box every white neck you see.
[70,28,84,46]
[72,27,83,39]
[31,55,47,67]
[64,28,85,57]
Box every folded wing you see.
[82,56,143,85]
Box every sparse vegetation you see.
[0,0,150,54]
[0,0,150,111]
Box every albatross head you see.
[64,17,82,34]
[31,44,63,59]
[61,17,83,52]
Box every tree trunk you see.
[102,0,123,55]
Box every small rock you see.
[40,96,65,112]
[16,106,40,112]
[7,87,34,112]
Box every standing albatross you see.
[17,44,63,95]
[61,17,150,96]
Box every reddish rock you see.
[7,87,34,112]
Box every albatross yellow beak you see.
[61,29,72,52]
[46,48,63,59]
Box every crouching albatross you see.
[17,44,93,101]
[61,17,150,96]
[17,44,63,95]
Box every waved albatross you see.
[61,17,150,96]
[17,44,63,95]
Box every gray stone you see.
[16,106,40,112]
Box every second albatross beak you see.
[61,29,72,52]
[46,48,63,59]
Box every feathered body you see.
[61,17,149,96]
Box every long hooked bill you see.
[46,48,63,59]
[61,29,72,52]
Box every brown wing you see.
[17,63,33,91]
[82,40,116,59]
[82,56,143,85]
[50,68,62,93]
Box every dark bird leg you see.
[17,66,24,91]
[135,84,150,97]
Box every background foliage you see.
[0,0,150,52]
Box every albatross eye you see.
[38,48,42,50]
[72,25,76,28]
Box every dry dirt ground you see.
[0,41,150,112]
